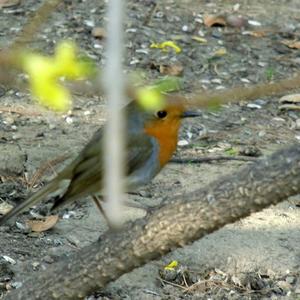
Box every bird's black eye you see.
[156,110,167,119]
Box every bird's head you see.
[126,99,200,132]
[126,99,201,166]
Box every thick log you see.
[4,144,300,299]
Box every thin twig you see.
[158,278,189,291]
[28,154,69,189]
[0,106,42,116]
[143,1,157,26]
[171,156,257,164]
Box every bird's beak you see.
[181,111,201,118]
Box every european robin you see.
[0,99,200,226]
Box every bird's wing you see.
[51,131,156,209]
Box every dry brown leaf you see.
[203,14,226,27]
[0,0,20,8]
[159,63,183,76]
[91,27,107,39]
[279,104,300,110]
[281,40,300,49]
[279,94,300,103]
[26,215,59,232]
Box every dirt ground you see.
[0,0,300,299]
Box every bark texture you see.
[4,144,300,300]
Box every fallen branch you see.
[4,144,300,299]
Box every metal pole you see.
[103,0,126,226]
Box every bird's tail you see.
[0,178,62,226]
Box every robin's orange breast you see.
[144,118,181,167]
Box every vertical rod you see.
[103,0,126,226]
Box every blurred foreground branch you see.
[0,0,61,88]
[4,144,300,299]
[166,73,300,109]
[12,0,62,48]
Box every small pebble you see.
[272,117,285,123]
[248,20,261,26]
[241,78,251,83]
[65,116,73,124]
[49,123,56,130]
[247,103,262,109]
[182,25,189,32]
[15,221,31,233]
[11,281,23,289]
[155,11,164,18]
[211,29,222,39]
[2,255,16,265]
[135,49,148,54]
[233,3,240,11]
[12,133,22,140]
[178,140,189,146]
[84,20,95,27]
[295,119,300,130]
[286,276,296,285]
[200,79,211,84]
[198,29,205,36]
[239,146,262,157]
[254,99,267,106]
[83,110,91,116]
[130,58,139,65]
[258,61,267,67]
[43,255,54,264]
[52,239,64,247]
[126,28,137,33]
[32,261,40,270]
[93,43,102,49]
[211,78,222,84]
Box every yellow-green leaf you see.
[164,260,178,271]
[150,41,181,53]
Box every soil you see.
[0,0,300,299]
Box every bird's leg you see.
[92,195,112,226]
[92,195,153,227]
[92,196,123,234]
